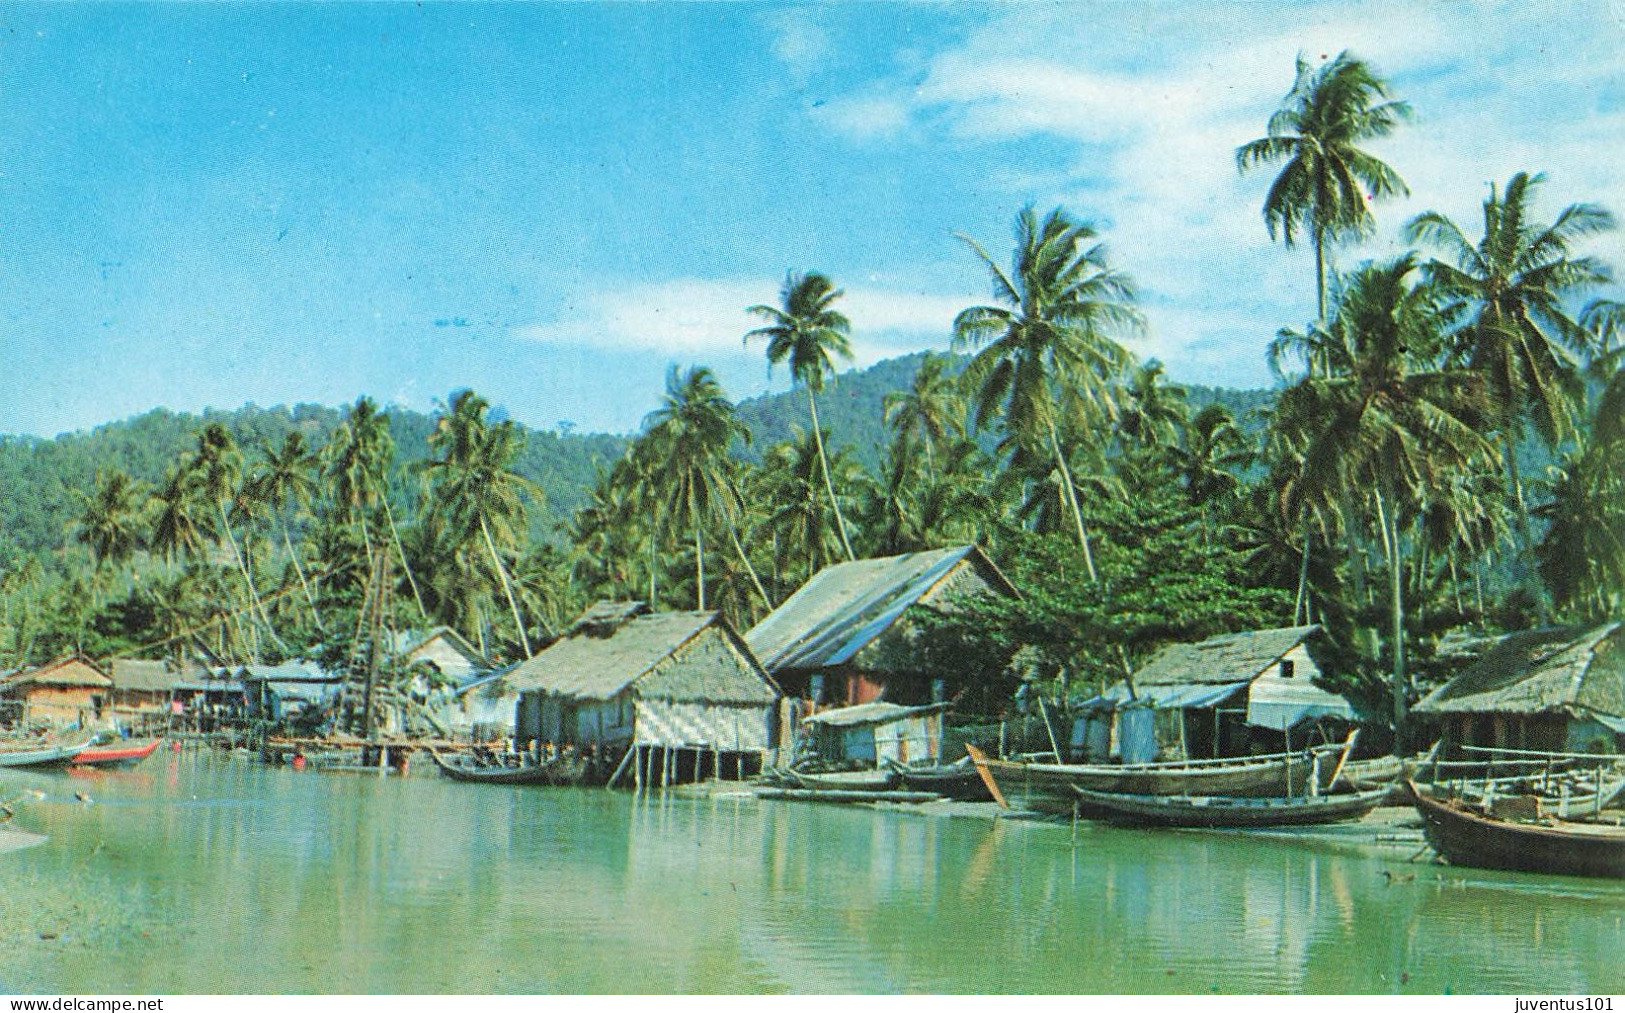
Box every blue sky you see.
[1,1,1621,437]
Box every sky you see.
[2,0,1623,438]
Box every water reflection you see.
[1,753,1622,993]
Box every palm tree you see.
[323,397,425,616]
[746,271,858,561]
[883,351,966,479]
[73,468,149,588]
[190,422,278,645]
[1116,359,1188,451]
[1237,51,1411,325]
[1171,404,1251,545]
[758,427,857,586]
[245,432,323,626]
[423,390,541,657]
[1404,171,1616,553]
[1271,255,1493,737]
[149,462,208,568]
[640,366,766,611]
[954,205,1144,581]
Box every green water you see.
[1,750,1622,994]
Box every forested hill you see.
[0,355,1273,570]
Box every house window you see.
[1280,659,1295,679]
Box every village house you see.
[798,701,948,769]
[445,664,521,742]
[1411,622,1625,755]
[0,655,114,728]
[505,602,781,785]
[745,545,1019,709]
[388,626,489,687]
[1089,625,1357,763]
[108,658,181,718]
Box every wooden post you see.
[607,744,636,790]
[661,745,671,788]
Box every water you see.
[2,750,1622,993]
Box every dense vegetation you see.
[3,52,1621,743]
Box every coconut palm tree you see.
[758,427,857,586]
[1404,171,1616,553]
[73,468,149,589]
[422,390,541,658]
[149,462,208,569]
[640,366,766,612]
[323,397,425,616]
[1237,51,1411,325]
[245,432,323,626]
[953,205,1144,581]
[746,271,858,561]
[1116,359,1188,452]
[190,422,280,646]
[883,351,966,479]
[1271,255,1493,736]
[1171,404,1251,546]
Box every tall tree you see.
[73,469,148,596]
[1237,51,1411,324]
[1405,171,1616,555]
[245,432,324,627]
[954,205,1144,581]
[191,422,278,646]
[639,365,765,611]
[746,271,859,561]
[423,390,542,657]
[883,351,966,479]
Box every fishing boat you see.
[1071,784,1393,828]
[1412,767,1625,822]
[966,742,1352,815]
[0,740,96,769]
[428,748,584,786]
[70,739,162,769]
[1408,780,1625,878]
[886,755,993,801]
[790,768,899,792]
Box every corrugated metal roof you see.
[1413,623,1625,717]
[745,545,1014,672]
[505,609,777,704]
[1097,680,1250,709]
[801,701,950,728]
[239,661,337,683]
[1129,625,1321,687]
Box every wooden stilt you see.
[633,745,644,793]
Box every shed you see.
[388,626,489,686]
[799,701,948,768]
[1412,623,1625,754]
[236,661,343,723]
[1090,625,1356,762]
[109,659,180,714]
[507,602,781,784]
[0,655,113,728]
[447,664,521,742]
[745,545,1018,707]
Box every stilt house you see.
[1412,622,1625,754]
[799,701,948,768]
[745,545,1018,708]
[109,659,180,717]
[506,603,781,784]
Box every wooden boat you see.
[1071,784,1392,828]
[790,768,899,792]
[70,739,162,769]
[0,740,96,769]
[1414,768,1625,822]
[1408,780,1625,878]
[886,755,993,801]
[757,787,940,805]
[1338,754,1404,786]
[428,748,583,786]
[966,742,1351,815]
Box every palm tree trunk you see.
[481,515,532,658]
[280,521,323,629]
[1314,231,1329,330]
[1047,419,1098,582]
[694,521,706,611]
[1294,513,1312,625]
[1375,489,1406,753]
[218,502,280,653]
[807,391,856,562]
[724,516,772,613]
[381,497,428,621]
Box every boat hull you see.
[968,744,1348,815]
[0,741,96,769]
[1409,780,1625,878]
[791,769,899,792]
[1072,785,1392,828]
[428,749,586,786]
[71,739,163,769]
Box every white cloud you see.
[516,277,978,364]
[764,10,831,86]
[809,1,1625,387]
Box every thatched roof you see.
[110,659,177,693]
[745,545,1016,672]
[506,607,777,704]
[2,655,112,690]
[1413,623,1625,718]
[1130,625,1320,687]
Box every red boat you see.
[70,739,163,769]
